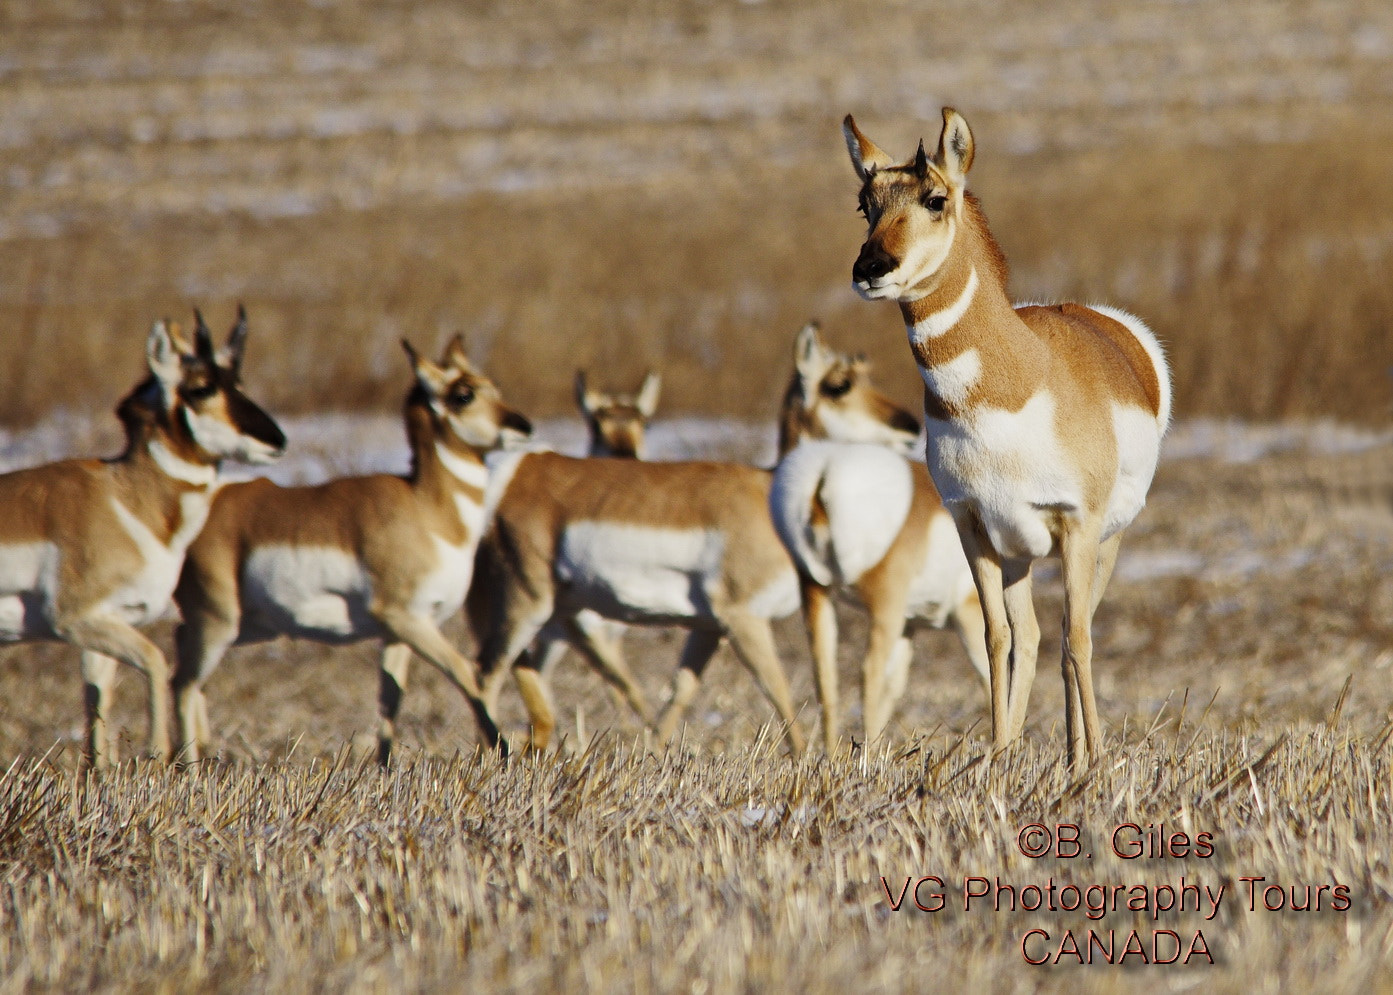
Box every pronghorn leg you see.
[373,608,503,752]
[654,629,722,745]
[59,613,171,765]
[376,642,412,767]
[511,655,559,750]
[172,608,239,763]
[952,514,1012,751]
[801,579,841,753]
[882,633,913,721]
[80,651,119,769]
[564,611,651,726]
[721,612,805,753]
[477,605,553,717]
[1093,531,1123,614]
[949,587,991,693]
[1060,520,1105,767]
[856,572,912,746]
[1001,558,1039,741]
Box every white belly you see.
[556,522,724,623]
[241,545,378,642]
[0,542,59,640]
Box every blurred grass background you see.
[1,0,1390,426]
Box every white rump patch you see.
[909,267,978,342]
[556,521,725,623]
[770,441,913,587]
[1087,303,1173,432]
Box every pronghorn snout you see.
[502,407,533,439]
[853,241,898,285]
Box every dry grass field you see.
[3,0,1393,990]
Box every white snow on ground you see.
[2,413,1387,587]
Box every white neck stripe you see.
[148,438,217,487]
[909,267,978,343]
[435,441,489,489]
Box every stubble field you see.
[3,0,1393,991]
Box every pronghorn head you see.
[844,108,975,303]
[574,369,661,459]
[778,321,920,455]
[123,306,287,468]
[403,335,533,453]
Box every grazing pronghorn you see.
[575,370,661,459]
[842,109,1171,765]
[0,310,286,767]
[770,322,989,752]
[171,336,531,764]
[470,322,923,752]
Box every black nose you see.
[853,243,897,283]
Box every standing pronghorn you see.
[770,322,989,752]
[172,336,531,764]
[842,109,1171,765]
[575,370,661,459]
[469,322,937,752]
[0,310,286,767]
[515,369,665,722]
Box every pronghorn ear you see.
[220,303,248,378]
[935,107,975,180]
[794,322,829,380]
[636,371,661,419]
[843,115,894,181]
[403,339,450,398]
[441,333,471,371]
[146,320,184,388]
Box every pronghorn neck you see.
[897,201,1046,413]
[404,401,489,497]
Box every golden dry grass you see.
[2,425,1392,990]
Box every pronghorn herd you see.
[1,107,1168,772]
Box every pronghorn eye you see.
[448,386,475,408]
[924,195,948,212]
[821,377,852,399]
[181,382,217,401]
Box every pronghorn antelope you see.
[770,322,989,752]
[575,370,661,459]
[0,310,285,768]
[171,336,531,764]
[523,369,665,718]
[469,322,923,752]
[843,109,1171,765]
